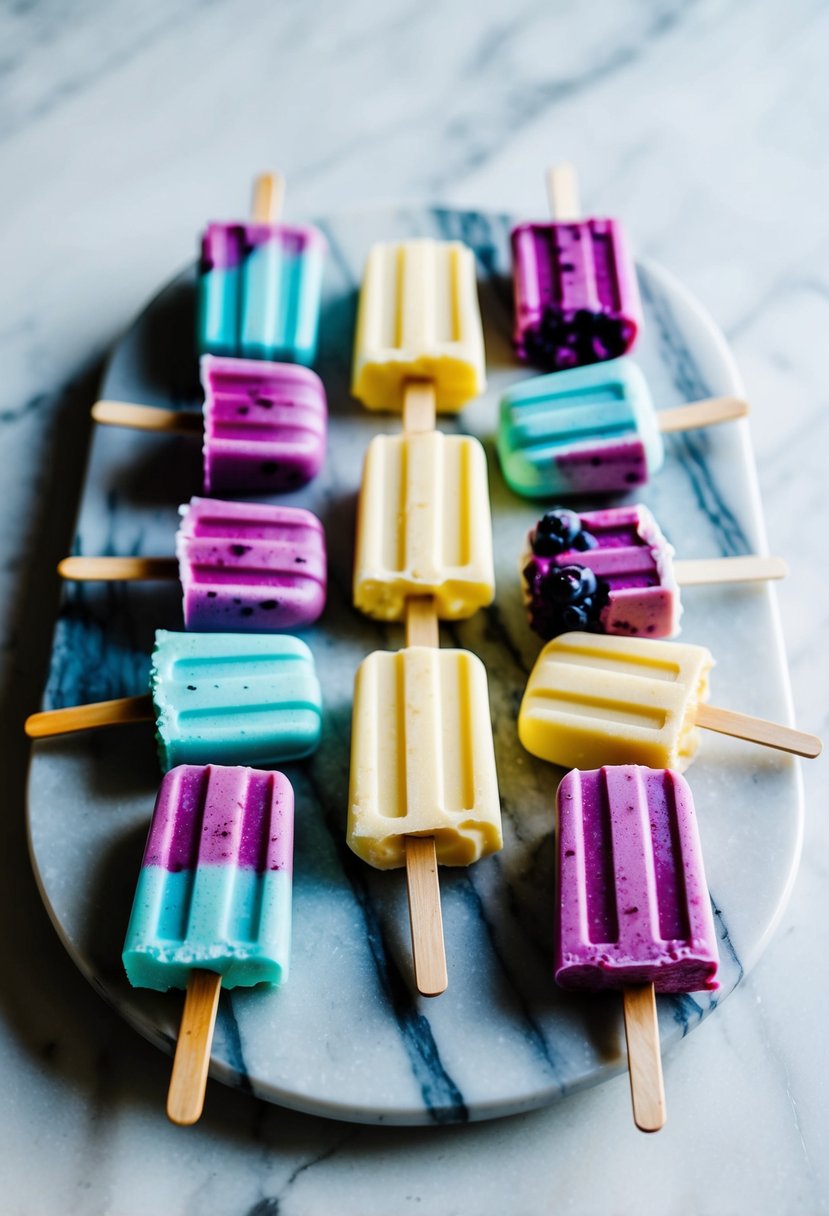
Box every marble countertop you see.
[1,1,827,1212]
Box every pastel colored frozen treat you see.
[519,632,712,771]
[511,220,641,371]
[177,497,326,632]
[497,357,663,498]
[197,221,326,365]
[123,764,293,991]
[354,431,495,620]
[150,630,322,771]
[201,355,326,494]
[351,239,486,412]
[521,506,680,640]
[555,765,719,993]
[347,647,502,869]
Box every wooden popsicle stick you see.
[166,969,222,1126]
[402,380,437,433]
[405,596,440,648]
[695,703,822,758]
[546,163,581,222]
[622,983,666,1133]
[405,835,448,998]
[658,396,748,433]
[92,401,203,435]
[58,556,179,582]
[250,171,285,225]
[674,555,788,586]
[402,592,447,996]
[24,694,154,739]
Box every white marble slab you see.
[28,207,801,1125]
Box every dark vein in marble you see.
[459,867,564,1081]
[305,770,469,1124]
[217,992,254,1094]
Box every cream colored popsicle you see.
[351,240,486,412]
[519,632,821,770]
[354,430,495,620]
[347,646,502,870]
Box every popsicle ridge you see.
[555,766,719,992]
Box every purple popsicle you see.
[511,220,642,371]
[521,505,679,641]
[177,497,326,632]
[201,354,327,495]
[554,765,719,994]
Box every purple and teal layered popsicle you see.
[511,220,641,371]
[555,765,719,993]
[123,764,294,991]
[521,505,680,640]
[198,222,326,365]
[201,355,326,494]
[177,497,326,632]
[497,358,664,499]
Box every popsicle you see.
[59,498,327,634]
[555,764,719,1131]
[354,430,495,620]
[511,163,642,372]
[497,357,748,499]
[197,171,326,365]
[25,631,323,771]
[521,506,787,641]
[91,354,327,497]
[123,763,294,1124]
[348,645,502,869]
[351,239,486,412]
[518,632,821,771]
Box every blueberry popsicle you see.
[555,764,719,1131]
[58,497,327,633]
[91,354,327,497]
[511,163,642,372]
[519,632,821,771]
[497,357,748,499]
[123,763,293,1124]
[25,631,323,770]
[197,171,326,365]
[521,506,786,641]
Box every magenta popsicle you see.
[177,498,326,631]
[555,765,719,993]
[522,505,679,640]
[511,220,642,371]
[201,355,327,495]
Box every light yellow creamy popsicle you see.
[351,239,486,412]
[519,632,713,771]
[354,430,495,620]
[348,646,502,869]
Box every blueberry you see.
[533,508,582,555]
[541,564,597,605]
[560,602,591,629]
[571,529,598,551]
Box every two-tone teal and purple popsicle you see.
[123,764,294,991]
[122,763,295,1124]
[497,357,749,499]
